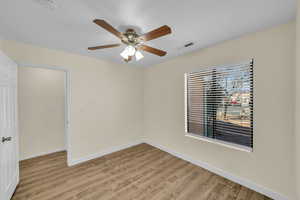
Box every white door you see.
[0,51,19,200]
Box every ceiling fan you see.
[88,19,172,62]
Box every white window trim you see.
[184,60,254,153]
[185,133,253,152]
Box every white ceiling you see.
[0,0,296,67]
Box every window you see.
[185,60,253,150]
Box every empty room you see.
[0,0,299,200]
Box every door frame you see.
[17,63,71,165]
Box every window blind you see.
[185,60,253,148]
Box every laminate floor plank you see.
[12,143,272,200]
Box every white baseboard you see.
[20,148,66,161]
[145,141,289,200]
[68,141,143,166]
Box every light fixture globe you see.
[135,51,144,61]
[120,45,137,60]
[120,48,129,59]
[126,45,136,56]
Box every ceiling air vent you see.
[33,0,57,10]
[184,42,194,48]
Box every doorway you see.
[18,64,70,164]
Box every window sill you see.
[185,133,253,153]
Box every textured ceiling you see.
[0,0,296,67]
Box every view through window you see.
[185,60,253,148]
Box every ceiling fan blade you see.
[138,45,167,56]
[139,25,171,41]
[93,19,122,39]
[88,44,121,50]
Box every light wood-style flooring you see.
[12,143,272,200]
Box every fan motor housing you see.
[121,29,141,46]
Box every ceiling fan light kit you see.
[88,19,172,63]
[121,45,136,58]
[120,46,144,62]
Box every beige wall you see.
[18,67,65,160]
[295,0,300,198]
[144,22,296,199]
[0,40,144,163]
[0,21,297,199]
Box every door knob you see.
[2,137,12,143]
